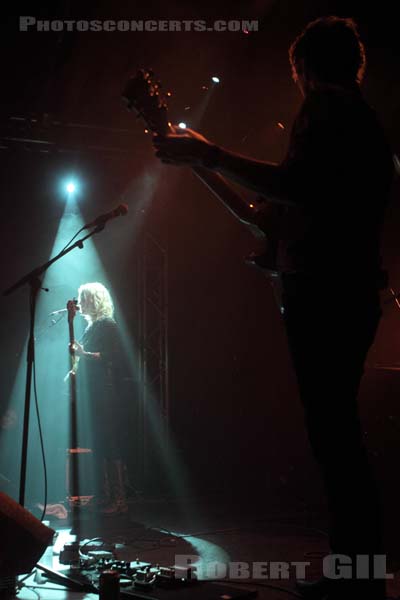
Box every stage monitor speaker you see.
[0,492,54,577]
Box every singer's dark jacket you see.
[77,317,129,459]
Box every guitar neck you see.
[68,320,75,347]
[191,166,265,240]
[68,318,78,374]
[122,70,266,240]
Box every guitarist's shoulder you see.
[90,317,119,344]
[301,85,362,119]
[96,316,117,329]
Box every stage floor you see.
[15,494,400,599]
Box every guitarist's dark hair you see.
[289,16,366,86]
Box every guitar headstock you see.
[122,69,171,137]
[66,299,79,323]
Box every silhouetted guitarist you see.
[153,16,394,600]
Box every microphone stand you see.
[2,225,105,508]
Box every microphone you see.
[83,204,128,230]
[49,306,80,316]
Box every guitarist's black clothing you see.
[78,317,128,460]
[280,86,393,597]
[279,85,393,278]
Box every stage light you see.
[211,76,220,83]
[59,177,82,199]
[178,122,187,129]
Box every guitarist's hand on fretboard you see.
[70,341,84,356]
[153,127,216,168]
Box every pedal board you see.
[38,560,257,599]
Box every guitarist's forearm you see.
[191,166,258,226]
[209,147,292,205]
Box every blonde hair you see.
[78,282,114,323]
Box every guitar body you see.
[190,165,284,275]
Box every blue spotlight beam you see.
[2,224,110,508]
[3,226,106,297]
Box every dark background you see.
[0,0,399,507]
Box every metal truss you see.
[136,232,169,487]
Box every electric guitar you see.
[122,69,294,309]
